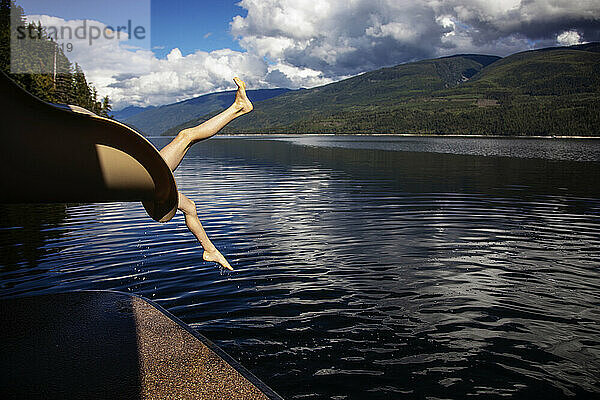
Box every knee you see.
[187,199,196,213]
[179,127,194,142]
[178,194,196,215]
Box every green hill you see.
[205,43,598,136]
[468,46,600,95]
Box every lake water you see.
[1,135,600,399]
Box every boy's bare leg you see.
[160,77,253,171]
[160,78,252,271]
[178,192,233,271]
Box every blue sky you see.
[151,0,245,58]
[17,0,146,22]
[18,0,245,57]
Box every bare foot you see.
[203,248,233,271]
[233,77,253,115]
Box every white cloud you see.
[366,22,417,42]
[107,48,269,108]
[266,63,334,88]
[557,30,583,46]
[436,15,457,36]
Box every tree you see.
[72,63,91,109]
[100,95,112,118]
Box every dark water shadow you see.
[0,292,141,399]
[0,204,67,271]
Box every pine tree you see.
[0,0,12,72]
[72,63,91,109]
[91,86,99,113]
[100,95,112,118]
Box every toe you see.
[234,77,245,89]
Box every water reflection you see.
[276,135,600,162]
[0,203,67,290]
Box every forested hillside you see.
[208,44,599,136]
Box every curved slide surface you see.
[0,71,178,222]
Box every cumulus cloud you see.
[557,30,584,46]
[26,1,600,109]
[231,0,443,77]
[106,47,269,107]
[232,0,600,79]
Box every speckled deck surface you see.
[0,291,282,399]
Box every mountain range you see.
[111,105,155,121]
[117,43,600,137]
